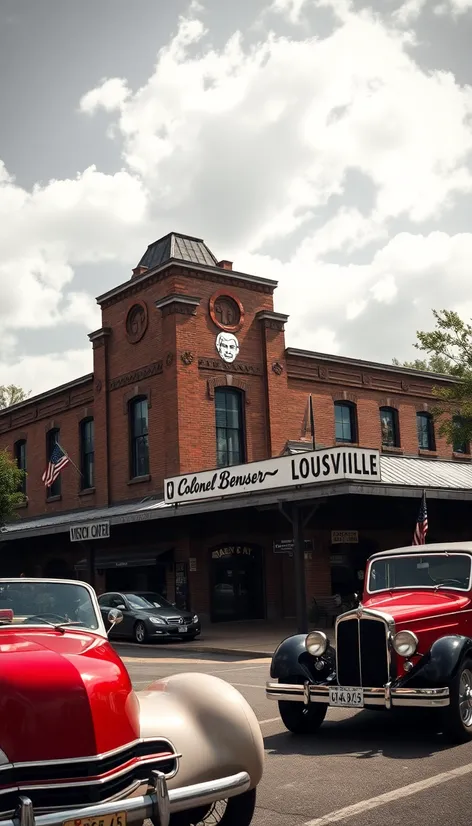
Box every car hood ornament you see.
[357,606,363,619]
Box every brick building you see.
[1,232,472,626]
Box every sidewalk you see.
[113,620,335,658]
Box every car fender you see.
[136,672,264,791]
[401,635,472,687]
[270,634,335,682]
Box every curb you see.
[112,642,272,658]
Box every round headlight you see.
[392,630,418,658]
[305,630,328,657]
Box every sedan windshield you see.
[0,580,100,630]
[368,553,472,593]
[126,593,174,611]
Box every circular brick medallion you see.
[126,301,148,344]
[209,291,244,333]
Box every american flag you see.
[42,443,70,488]
[413,490,428,545]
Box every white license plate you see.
[178,626,187,633]
[329,687,364,707]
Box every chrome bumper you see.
[10,769,250,826]
[266,681,450,709]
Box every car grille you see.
[0,738,178,816]
[336,615,392,688]
[167,618,182,625]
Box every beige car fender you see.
[136,672,265,791]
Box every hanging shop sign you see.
[164,447,381,505]
[211,545,257,560]
[331,530,359,544]
[69,521,110,542]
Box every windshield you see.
[368,553,472,593]
[0,580,100,630]
[126,593,174,610]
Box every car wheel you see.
[443,656,472,743]
[170,787,256,825]
[278,677,327,734]
[133,621,147,644]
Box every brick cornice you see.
[155,294,201,318]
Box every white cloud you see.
[395,0,472,18]
[4,0,472,393]
[0,349,93,397]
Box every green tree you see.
[0,385,30,410]
[392,355,454,375]
[403,309,472,447]
[0,449,26,529]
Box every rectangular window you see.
[14,441,27,495]
[335,403,355,443]
[215,389,245,467]
[380,408,399,448]
[80,419,95,489]
[417,413,435,451]
[453,416,469,454]
[130,399,149,478]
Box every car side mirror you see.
[107,608,123,635]
[116,604,126,611]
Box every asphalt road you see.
[116,643,472,826]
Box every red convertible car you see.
[267,541,472,742]
[0,578,264,826]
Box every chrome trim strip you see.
[7,769,251,826]
[0,753,183,797]
[0,736,176,773]
[266,681,450,708]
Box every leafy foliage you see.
[0,385,30,410]
[392,354,454,375]
[399,310,472,448]
[0,449,26,529]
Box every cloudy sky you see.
[2,0,472,396]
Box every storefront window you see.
[380,407,400,448]
[416,412,435,451]
[129,398,149,478]
[80,418,94,489]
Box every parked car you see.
[266,541,472,743]
[0,577,263,826]
[98,591,201,644]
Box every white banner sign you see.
[70,521,110,542]
[164,447,380,505]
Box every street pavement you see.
[116,643,472,826]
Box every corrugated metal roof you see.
[0,498,168,538]
[139,232,218,270]
[287,443,472,490]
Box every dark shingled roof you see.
[138,232,218,270]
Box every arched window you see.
[129,397,149,478]
[79,418,95,489]
[45,428,61,497]
[334,402,357,444]
[379,407,400,448]
[215,388,245,468]
[14,439,27,495]
[416,412,435,451]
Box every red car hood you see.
[362,589,470,624]
[0,628,140,763]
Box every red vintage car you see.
[266,541,472,742]
[0,578,264,826]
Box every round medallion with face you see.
[215,332,240,363]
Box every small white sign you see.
[189,557,197,572]
[70,521,110,542]
[331,530,359,544]
[165,447,381,505]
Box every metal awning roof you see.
[3,453,472,542]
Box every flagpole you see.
[57,442,83,479]
[309,394,316,450]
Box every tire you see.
[278,699,327,734]
[133,621,147,644]
[170,787,256,826]
[442,656,472,743]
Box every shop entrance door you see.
[210,544,265,623]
